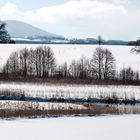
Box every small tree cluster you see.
[91,47,116,80]
[3,46,56,77]
[56,47,116,80]
[119,67,139,82]
[68,56,91,78]
[3,45,140,83]
[3,46,116,80]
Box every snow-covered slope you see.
[5,20,62,38]
[0,115,140,140]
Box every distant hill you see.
[107,40,128,45]
[5,20,62,38]
[3,20,128,45]
[69,38,128,45]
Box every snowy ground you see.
[0,44,140,71]
[0,115,140,140]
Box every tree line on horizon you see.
[1,45,139,84]
[128,38,140,46]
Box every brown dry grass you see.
[0,103,118,118]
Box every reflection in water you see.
[115,104,140,114]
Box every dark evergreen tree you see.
[0,22,11,43]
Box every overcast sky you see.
[0,0,140,40]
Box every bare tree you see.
[61,62,69,78]
[35,47,43,77]
[119,67,126,82]
[119,67,139,82]
[44,47,56,77]
[69,60,78,78]
[78,56,90,78]
[19,48,29,76]
[102,48,116,79]
[3,60,10,75]
[28,48,36,76]
[91,47,104,79]
[125,67,134,81]
[91,47,116,80]
[3,51,19,75]
[135,71,139,82]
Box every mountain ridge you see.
[5,20,63,38]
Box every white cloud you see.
[0,2,17,16]
[113,0,128,4]
[22,0,127,24]
[1,0,140,40]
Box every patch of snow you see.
[0,115,139,140]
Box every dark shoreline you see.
[0,76,140,86]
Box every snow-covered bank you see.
[0,83,140,100]
[0,101,86,110]
[0,115,140,140]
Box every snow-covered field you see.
[0,115,139,140]
[0,44,139,139]
[0,82,140,100]
[0,44,140,70]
